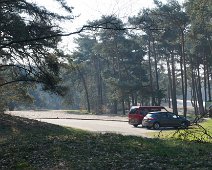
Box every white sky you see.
[70,0,156,27]
[29,0,184,52]
[31,0,158,28]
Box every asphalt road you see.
[7,110,157,138]
[39,118,155,137]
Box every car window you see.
[173,115,178,118]
[146,113,159,118]
[160,112,167,118]
[140,109,148,115]
[167,112,177,118]
[145,114,154,118]
[129,108,137,114]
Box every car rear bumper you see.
[128,118,142,125]
[142,120,154,127]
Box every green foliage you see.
[0,82,33,111]
[0,0,76,111]
[66,16,148,113]
[0,0,73,95]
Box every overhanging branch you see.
[0,24,163,49]
[0,79,42,87]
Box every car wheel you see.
[180,122,188,129]
[133,124,138,127]
[153,122,160,130]
[147,126,151,129]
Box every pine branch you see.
[0,24,163,49]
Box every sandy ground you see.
[6,110,128,122]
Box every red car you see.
[128,106,168,127]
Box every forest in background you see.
[0,0,212,117]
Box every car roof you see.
[130,106,166,109]
[148,111,163,114]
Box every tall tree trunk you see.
[181,30,187,117]
[180,54,184,108]
[127,96,130,110]
[113,100,118,114]
[197,63,205,115]
[152,38,159,105]
[148,38,154,105]
[77,67,91,113]
[166,55,172,108]
[203,53,207,110]
[131,93,135,106]
[191,62,199,115]
[206,59,211,101]
[171,53,178,114]
[122,99,125,115]
[134,93,138,106]
[94,56,103,114]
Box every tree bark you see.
[171,53,178,114]
[197,63,205,115]
[152,38,159,105]
[122,99,125,115]
[191,62,199,115]
[94,56,103,114]
[166,55,172,108]
[77,67,91,113]
[181,30,187,117]
[206,58,211,101]
[203,54,207,110]
[112,100,118,114]
[148,38,154,105]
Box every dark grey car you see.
[142,111,190,130]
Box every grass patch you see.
[150,119,212,143]
[0,114,212,169]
